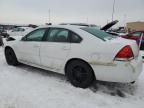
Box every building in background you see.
[127,21,144,32]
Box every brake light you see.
[115,45,134,61]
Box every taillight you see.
[114,45,134,61]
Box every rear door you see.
[40,28,71,73]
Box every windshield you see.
[81,27,115,41]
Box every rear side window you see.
[46,28,70,43]
[70,32,82,43]
[81,27,114,41]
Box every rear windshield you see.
[81,27,115,41]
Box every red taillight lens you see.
[115,45,134,61]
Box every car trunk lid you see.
[101,20,119,31]
[108,37,139,58]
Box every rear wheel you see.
[5,48,19,66]
[66,60,95,88]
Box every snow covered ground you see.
[0,47,144,108]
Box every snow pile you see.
[0,47,144,108]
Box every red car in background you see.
[122,31,144,50]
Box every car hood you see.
[101,20,118,31]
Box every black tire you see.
[5,48,19,66]
[66,60,95,88]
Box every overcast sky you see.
[0,0,144,26]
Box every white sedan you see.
[4,25,143,88]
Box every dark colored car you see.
[0,27,9,38]
[122,31,144,50]
[0,36,4,46]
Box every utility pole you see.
[123,14,127,27]
[48,9,51,23]
[112,0,116,21]
[86,17,88,23]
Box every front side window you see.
[46,28,69,42]
[23,29,46,41]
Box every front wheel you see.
[66,60,95,88]
[5,48,19,66]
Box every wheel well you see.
[5,46,16,56]
[65,58,96,79]
[5,46,13,53]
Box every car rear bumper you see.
[91,55,143,83]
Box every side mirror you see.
[6,37,15,41]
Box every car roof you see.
[38,25,86,30]
[59,23,98,27]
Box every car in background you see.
[4,25,142,88]
[7,27,34,37]
[0,26,8,38]
[122,31,144,50]
[0,26,3,34]
[0,36,3,46]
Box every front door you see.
[15,28,47,65]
